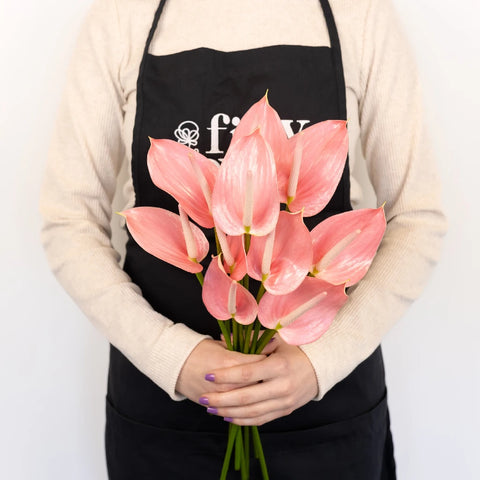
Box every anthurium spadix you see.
[120,206,209,273]
[310,206,386,287]
[230,93,288,166]
[202,256,258,325]
[279,120,348,216]
[258,277,348,345]
[216,229,247,281]
[212,129,279,236]
[247,211,313,295]
[147,138,218,228]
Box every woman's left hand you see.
[198,335,319,426]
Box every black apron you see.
[105,1,396,478]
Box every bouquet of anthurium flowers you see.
[120,93,386,480]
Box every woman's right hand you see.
[175,339,266,404]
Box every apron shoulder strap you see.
[319,0,347,120]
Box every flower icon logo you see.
[174,121,200,149]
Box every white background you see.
[1,0,478,478]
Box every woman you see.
[40,0,447,478]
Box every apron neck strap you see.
[141,0,346,120]
[319,0,347,120]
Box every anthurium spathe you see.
[279,120,348,216]
[147,138,218,228]
[120,206,209,273]
[310,206,386,287]
[247,211,313,295]
[212,129,279,236]
[230,93,288,166]
[202,256,258,325]
[258,277,348,345]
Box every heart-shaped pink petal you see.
[121,207,209,273]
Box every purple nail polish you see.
[268,337,275,344]
[199,396,209,406]
[205,373,215,382]
[206,407,218,415]
[224,417,233,423]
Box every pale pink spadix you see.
[147,138,218,228]
[278,120,348,216]
[247,211,313,295]
[258,277,348,345]
[212,129,279,236]
[120,207,209,273]
[310,206,386,286]
[202,256,258,325]
[216,229,247,281]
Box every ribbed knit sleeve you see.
[39,0,211,401]
[299,0,448,400]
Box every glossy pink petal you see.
[216,229,247,281]
[212,130,279,236]
[121,207,209,273]
[310,206,386,286]
[231,93,288,166]
[278,120,348,216]
[202,256,258,325]
[258,277,348,345]
[247,211,313,295]
[147,139,219,228]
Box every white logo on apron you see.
[174,115,310,160]
[174,121,200,149]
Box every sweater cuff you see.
[146,321,212,401]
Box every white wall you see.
[1,0,478,478]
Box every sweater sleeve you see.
[39,0,211,401]
[299,0,448,400]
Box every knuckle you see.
[240,365,252,382]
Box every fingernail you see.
[205,373,215,382]
[224,417,233,423]
[199,396,209,406]
[207,407,218,415]
[268,337,275,344]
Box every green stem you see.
[244,233,251,254]
[242,323,254,354]
[220,424,237,480]
[252,426,269,480]
[255,329,277,354]
[214,228,222,256]
[195,272,204,286]
[237,426,248,479]
[238,323,244,352]
[256,283,266,302]
[218,320,232,350]
[249,320,262,354]
[234,425,243,471]
[232,321,239,351]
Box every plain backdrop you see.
[1,0,478,478]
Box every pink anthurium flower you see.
[310,206,386,287]
[278,120,348,216]
[120,206,209,273]
[231,92,288,166]
[258,277,348,345]
[147,138,218,228]
[216,229,247,281]
[202,256,258,325]
[247,211,313,295]
[212,129,279,236]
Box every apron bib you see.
[105,1,396,478]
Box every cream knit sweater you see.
[40,0,447,402]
